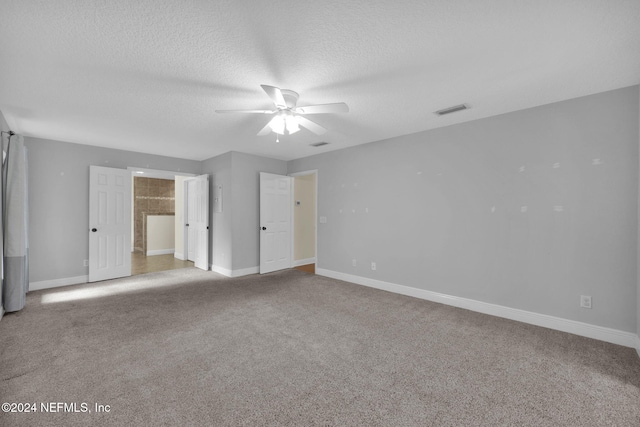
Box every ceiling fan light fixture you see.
[285,115,300,134]
[268,115,286,135]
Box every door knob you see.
[186,224,189,227]
[91,228,97,232]
[261,226,267,230]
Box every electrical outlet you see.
[580,295,592,309]
[352,259,357,267]
[83,259,89,267]
[371,262,376,271]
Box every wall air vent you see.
[434,104,469,116]
[310,142,329,147]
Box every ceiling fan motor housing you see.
[280,89,299,109]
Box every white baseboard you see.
[0,306,4,321]
[316,268,638,349]
[174,252,185,260]
[293,257,316,267]
[232,266,259,277]
[210,264,259,278]
[146,249,174,256]
[636,335,640,358]
[30,275,89,291]
[211,264,232,276]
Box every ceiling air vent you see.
[434,104,469,116]
[310,142,329,147]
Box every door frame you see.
[127,167,195,256]
[183,178,195,262]
[289,169,318,268]
[183,174,210,271]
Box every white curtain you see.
[2,133,28,312]
[0,136,3,311]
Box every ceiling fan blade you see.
[297,116,327,135]
[257,121,273,136]
[261,85,287,108]
[215,109,274,114]
[296,103,349,114]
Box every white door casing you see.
[89,165,132,282]
[260,172,292,274]
[186,179,196,262]
[185,174,209,270]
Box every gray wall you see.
[25,137,202,282]
[202,152,232,271]
[289,86,639,333]
[201,151,286,272]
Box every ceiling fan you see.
[215,85,349,137]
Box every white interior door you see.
[89,165,132,282]
[186,179,196,262]
[260,172,292,274]
[185,175,209,270]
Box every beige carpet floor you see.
[1,268,639,426]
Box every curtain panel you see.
[2,133,28,312]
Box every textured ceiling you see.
[1,0,639,161]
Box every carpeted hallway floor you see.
[1,268,639,426]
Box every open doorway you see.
[128,167,196,276]
[291,170,317,274]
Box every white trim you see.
[232,266,259,277]
[289,178,295,270]
[316,268,638,349]
[289,175,294,271]
[174,252,185,260]
[211,265,259,278]
[30,275,89,291]
[183,179,190,263]
[635,335,640,358]
[289,169,319,177]
[146,248,174,256]
[211,264,232,277]
[0,306,4,321]
[293,257,316,267]
[127,166,196,180]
